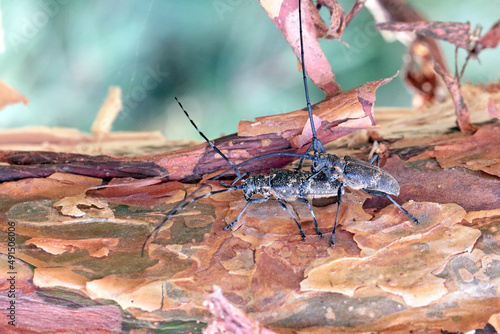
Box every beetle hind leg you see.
[364,189,419,224]
[297,198,323,238]
[277,199,307,241]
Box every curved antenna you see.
[142,185,243,256]
[175,97,245,182]
[297,0,326,169]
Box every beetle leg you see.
[363,189,419,224]
[297,197,323,238]
[330,183,345,246]
[369,153,380,166]
[298,138,326,170]
[220,173,247,187]
[277,199,307,241]
[223,196,270,230]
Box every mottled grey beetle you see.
[143,0,419,252]
[142,100,343,255]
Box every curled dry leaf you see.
[376,21,472,50]
[314,0,346,40]
[433,61,476,133]
[258,0,341,96]
[367,0,448,105]
[345,0,366,27]
[91,86,122,138]
[479,19,500,50]
[0,80,28,111]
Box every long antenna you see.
[175,97,245,182]
[298,0,325,169]
[142,185,242,256]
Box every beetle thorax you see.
[325,154,346,179]
[241,174,271,200]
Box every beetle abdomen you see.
[343,158,400,196]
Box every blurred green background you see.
[0,0,499,140]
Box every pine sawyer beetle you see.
[175,97,418,249]
[142,99,342,254]
[143,0,419,251]
[172,0,419,246]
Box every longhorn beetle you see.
[193,0,420,246]
[144,0,419,250]
[142,99,341,254]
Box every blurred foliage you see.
[0,0,499,140]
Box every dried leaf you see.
[366,0,448,105]
[0,80,28,111]
[479,20,500,50]
[91,86,122,137]
[259,0,341,96]
[315,0,346,40]
[376,21,471,50]
[345,0,366,27]
[433,61,476,133]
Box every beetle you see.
[142,100,342,255]
[176,96,418,248]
